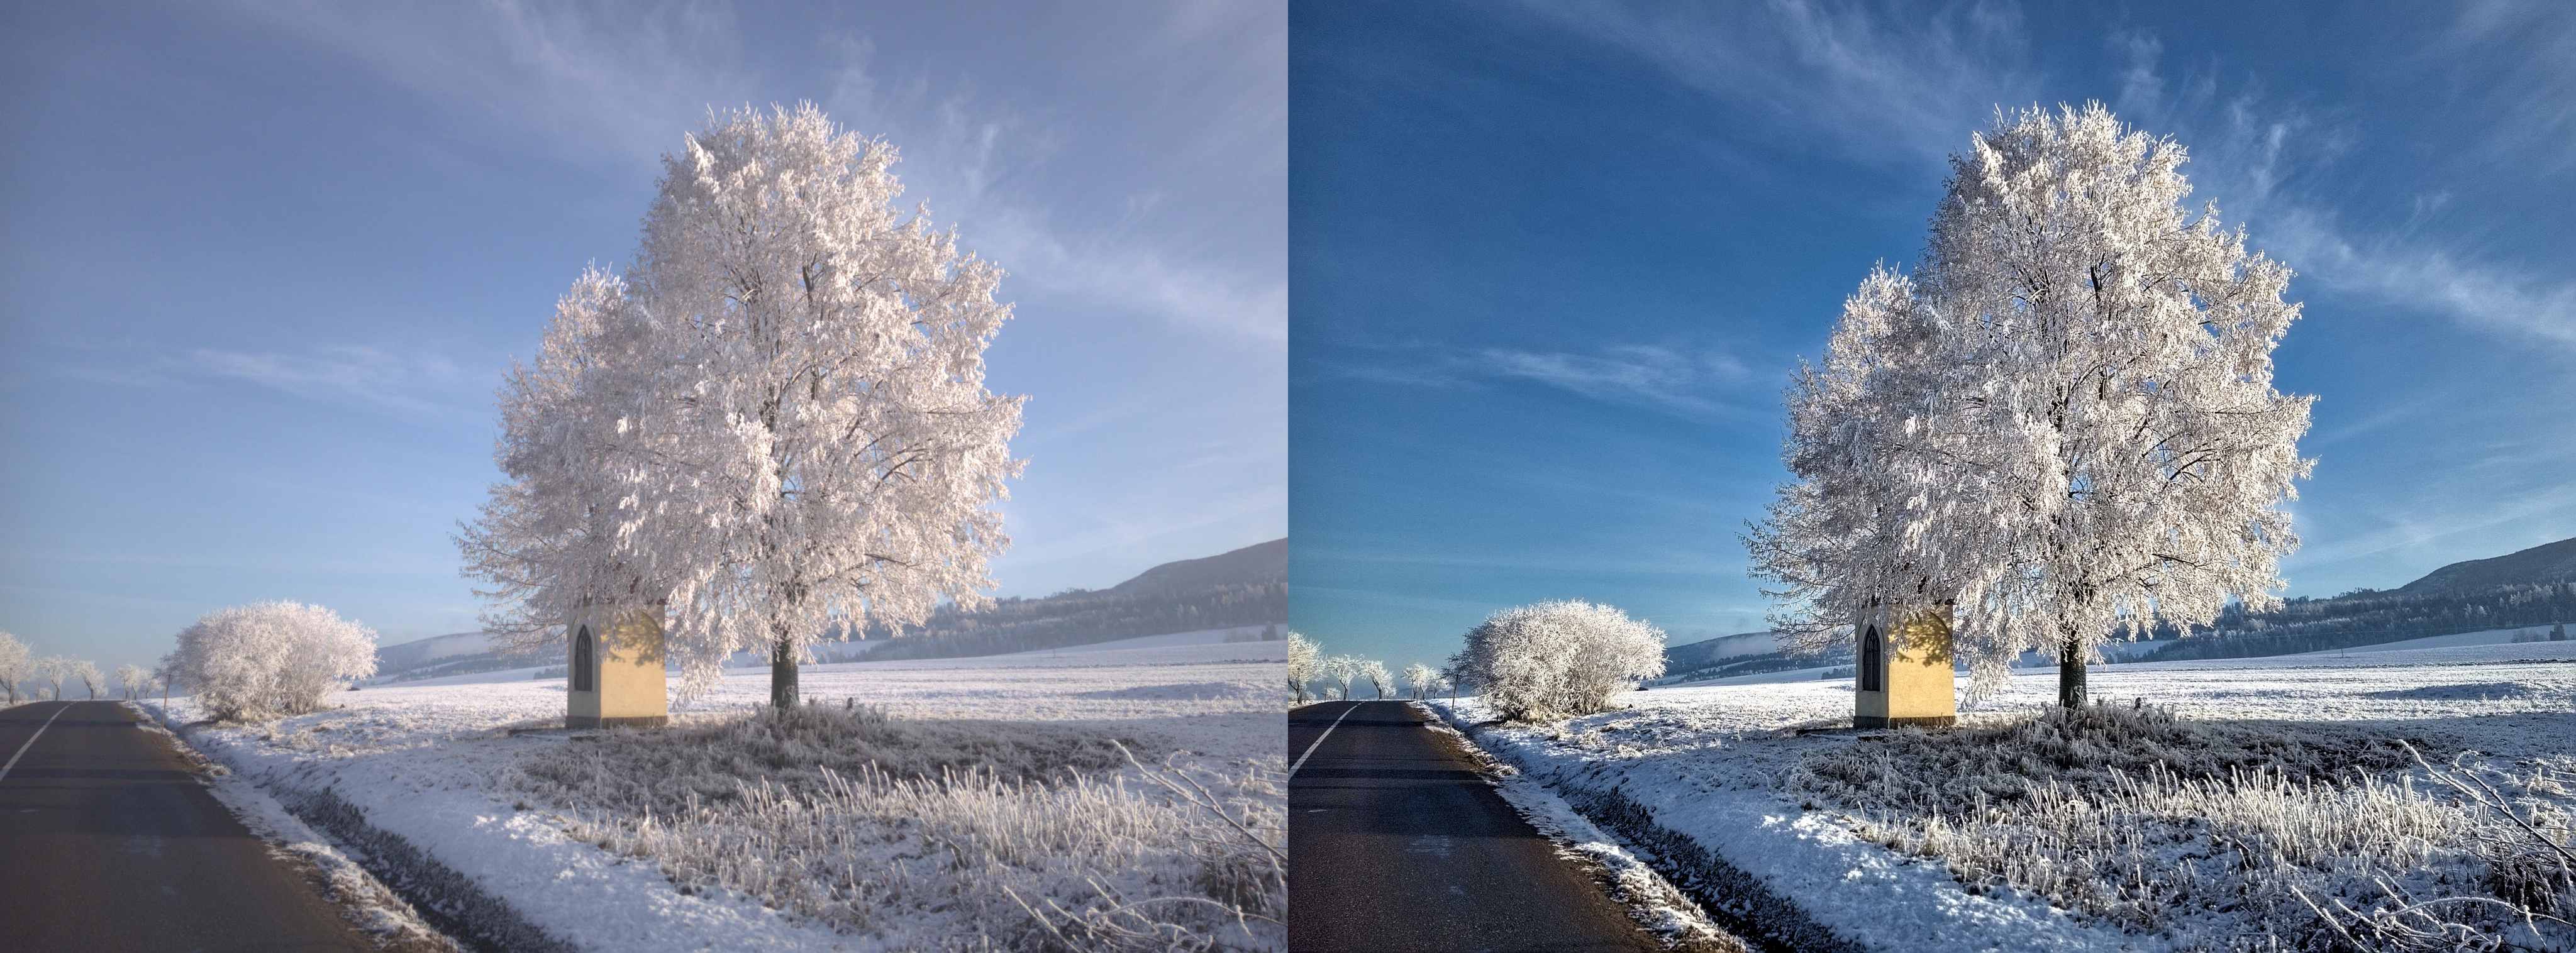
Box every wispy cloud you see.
[1515,0,2040,167]
[2306,394,2443,448]
[2435,1,2576,172]
[189,345,465,416]
[218,1,1285,348]
[1300,544,1740,578]
[2107,28,2576,350]
[1527,3,2575,351]
[2290,480,2576,571]
[1339,341,1758,419]
[62,344,471,418]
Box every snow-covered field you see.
[147,647,1287,952]
[1433,640,2576,952]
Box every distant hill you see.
[371,631,544,683]
[850,537,1288,661]
[1663,630,1780,671]
[375,538,1292,679]
[2140,534,2576,663]
[2396,536,2576,595]
[1652,630,1829,685]
[1108,538,1287,595]
[375,631,493,671]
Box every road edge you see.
[134,701,574,953]
[1416,700,1863,953]
[1404,701,1750,952]
[115,701,457,951]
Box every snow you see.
[147,649,1283,952]
[1432,645,2576,951]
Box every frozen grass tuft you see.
[1794,703,2573,949]
[516,700,1142,815]
[1794,700,2430,814]
[519,704,1282,951]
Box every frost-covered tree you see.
[1747,103,2313,707]
[1401,663,1438,700]
[0,632,26,705]
[460,103,1026,708]
[1448,600,1667,722]
[114,664,149,701]
[1359,660,1394,700]
[1321,654,1362,701]
[169,602,379,721]
[33,656,67,700]
[1286,632,1319,705]
[70,660,103,699]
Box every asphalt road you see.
[0,700,390,951]
[1287,699,1668,952]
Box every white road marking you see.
[0,702,72,784]
[1290,700,1362,776]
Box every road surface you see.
[0,700,395,950]
[1287,699,1668,952]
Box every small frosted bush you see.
[1450,600,1666,722]
[169,601,378,722]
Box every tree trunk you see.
[770,638,800,709]
[2057,635,2087,708]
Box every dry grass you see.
[516,700,1142,815]
[1792,703,2573,950]
[514,703,1282,951]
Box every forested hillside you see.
[2139,537,2576,661]
[830,538,1288,661]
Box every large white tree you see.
[460,103,1026,708]
[0,632,26,705]
[1286,632,1319,705]
[1448,600,1667,722]
[115,663,150,702]
[1748,103,2313,707]
[70,660,103,700]
[169,602,379,721]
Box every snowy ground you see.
[1434,640,2576,952]
[147,646,1286,952]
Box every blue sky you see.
[1291,0,2576,675]
[1,2,1284,675]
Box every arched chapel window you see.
[574,626,595,692]
[1860,625,1883,693]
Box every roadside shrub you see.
[169,602,378,722]
[1449,600,1666,722]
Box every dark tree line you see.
[823,581,1289,662]
[2140,581,2576,662]
[1660,648,1856,684]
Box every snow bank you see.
[148,654,1285,952]
[1431,651,2576,952]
